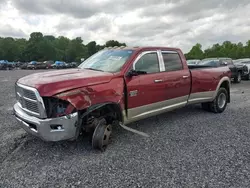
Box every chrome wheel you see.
[218,93,226,109]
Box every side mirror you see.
[127,69,147,77]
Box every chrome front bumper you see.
[13,103,78,141]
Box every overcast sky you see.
[0,0,250,52]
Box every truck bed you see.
[188,65,231,102]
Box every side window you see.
[134,52,160,73]
[162,52,183,72]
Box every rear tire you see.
[202,88,228,113]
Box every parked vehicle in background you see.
[27,61,37,69]
[8,62,16,69]
[43,60,54,69]
[187,59,200,65]
[52,61,68,69]
[14,46,231,151]
[20,62,28,69]
[234,58,250,80]
[200,58,246,83]
[0,60,15,70]
[68,62,78,68]
[27,61,53,69]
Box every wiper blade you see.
[84,68,104,72]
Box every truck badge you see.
[129,90,138,97]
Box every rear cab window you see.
[161,51,183,72]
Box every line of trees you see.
[1,32,250,62]
[185,41,250,60]
[0,32,126,62]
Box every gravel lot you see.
[1,69,250,188]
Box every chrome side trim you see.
[187,91,215,104]
[23,96,37,102]
[123,95,188,124]
[161,51,178,54]
[157,50,165,71]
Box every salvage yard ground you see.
[1,70,250,188]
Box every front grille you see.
[23,89,37,100]
[15,83,46,118]
[24,100,40,113]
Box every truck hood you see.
[17,69,114,96]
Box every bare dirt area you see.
[1,69,250,188]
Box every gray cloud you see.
[12,0,170,18]
[7,0,250,52]
[0,24,26,38]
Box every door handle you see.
[154,79,163,83]
[182,75,189,79]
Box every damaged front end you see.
[13,83,79,141]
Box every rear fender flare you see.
[213,76,231,102]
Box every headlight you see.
[43,97,76,118]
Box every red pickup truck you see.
[14,46,231,151]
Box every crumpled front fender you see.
[54,78,125,111]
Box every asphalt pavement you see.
[0,69,250,188]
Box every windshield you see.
[78,49,134,72]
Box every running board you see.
[119,122,149,138]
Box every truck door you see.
[159,50,191,101]
[124,50,190,122]
[125,51,168,121]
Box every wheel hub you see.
[92,118,112,151]
[218,93,226,108]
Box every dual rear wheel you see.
[202,88,228,113]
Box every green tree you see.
[2,31,250,63]
[105,40,126,47]
[87,41,97,56]
[186,43,204,59]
